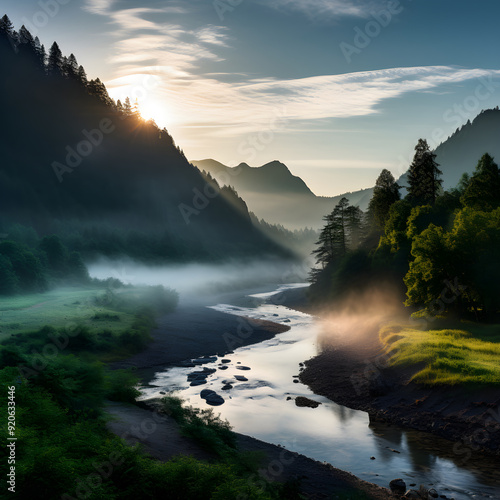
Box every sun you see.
[138,99,172,129]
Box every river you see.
[139,283,500,499]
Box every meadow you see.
[380,322,500,385]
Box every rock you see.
[293,379,299,383]
[428,489,438,499]
[219,365,228,370]
[159,391,166,395]
[273,313,279,316]
[221,384,233,391]
[205,393,225,406]
[190,379,206,387]
[200,389,216,399]
[283,319,290,323]
[221,359,231,363]
[404,490,421,499]
[234,375,248,381]
[389,479,406,495]
[286,396,292,401]
[187,368,216,381]
[295,396,321,408]
[370,456,375,460]
[236,366,251,371]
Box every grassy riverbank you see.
[380,322,500,385]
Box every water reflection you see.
[140,284,500,500]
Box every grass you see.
[0,286,135,341]
[380,321,500,385]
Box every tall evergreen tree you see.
[77,65,88,85]
[312,197,350,268]
[123,97,133,116]
[461,153,500,211]
[64,53,79,80]
[345,205,364,249]
[406,139,442,205]
[47,41,63,76]
[0,14,14,39]
[368,169,401,229]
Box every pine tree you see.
[47,41,63,76]
[64,53,79,80]
[368,169,401,229]
[406,139,442,205]
[77,65,88,85]
[0,14,14,39]
[123,97,133,116]
[345,205,364,249]
[312,197,350,268]
[461,153,500,211]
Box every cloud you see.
[83,0,115,15]
[115,66,499,133]
[262,0,382,19]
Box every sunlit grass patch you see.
[380,323,500,385]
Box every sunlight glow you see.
[138,98,172,129]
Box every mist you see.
[315,285,406,351]
[87,257,310,300]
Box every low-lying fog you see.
[87,258,312,300]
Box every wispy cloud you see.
[262,0,383,20]
[83,0,115,15]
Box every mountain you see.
[195,108,500,230]
[398,108,500,192]
[192,159,373,230]
[0,27,289,262]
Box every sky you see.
[5,0,500,196]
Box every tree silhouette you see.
[368,169,401,229]
[47,41,63,76]
[406,139,443,205]
[461,153,500,211]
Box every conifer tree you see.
[368,169,401,229]
[47,41,63,76]
[406,139,442,205]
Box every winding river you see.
[139,284,500,500]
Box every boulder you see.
[200,389,216,399]
[295,396,321,408]
[389,479,406,495]
[205,393,225,406]
[234,375,248,382]
[221,384,233,391]
[236,366,251,371]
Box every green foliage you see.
[105,369,140,403]
[406,138,443,205]
[161,396,236,458]
[380,323,500,385]
[461,153,500,211]
[367,169,401,229]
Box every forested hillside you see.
[0,17,289,263]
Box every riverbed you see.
[139,284,500,499]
